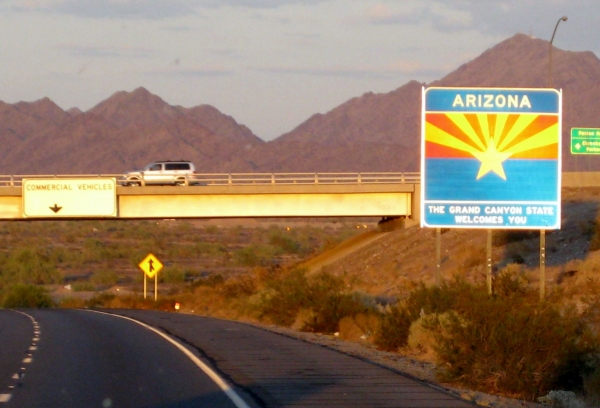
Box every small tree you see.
[1,284,53,308]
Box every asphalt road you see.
[0,308,474,408]
[0,309,242,408]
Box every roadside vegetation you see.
[2,201,600,404]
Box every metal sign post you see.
[540,230,546,300]
[487,230,492,295]
[435,228,441,285]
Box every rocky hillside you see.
[1,34,599,174]
[0,88,263,174]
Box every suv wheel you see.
[127,178,141,187]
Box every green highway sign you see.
[571,128,600,155]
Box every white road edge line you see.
[85,310,251,408]
[0,394,11,403]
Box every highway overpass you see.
[0,172,421,221]
[1,171,593,222]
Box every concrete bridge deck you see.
[0,172,420,220]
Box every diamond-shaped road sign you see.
[138,253,163,279]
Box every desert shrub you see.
[460,245,487,270]
[269,232,302,254]
[374,305,412,351]
[166,244,198,258]
[90,270,119,286]
[426,284,595,400]
[48,246,80,266]
[204,225,219,234]
[72,282,96,291]
[82,238,108,262]
[233,245,277,267]
[255,269,371,332]
[220,275,257,298]
[190,274,225,289]
[371,274,597,400]
[493,230,537,247]
[160,267,186,284]
[538,390,586,408]
[406,316,438,361]
[0,248,62,285]
[1,284,53,308]
[583,358,600,407]
[301,291,370,333]
[194,242,227,256]
[58,297,86,308]
[339,313,380,341]
[257,268,309,325]
[373,278,473,351]
[492,265,530,298]
[403,279,472,319]
[589,215,600,251]
[85,292,116,308]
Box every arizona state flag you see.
[421,88,561,229]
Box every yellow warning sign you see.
[138,253,163,279]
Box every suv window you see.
[148,163,162,171]
[165,163,191,171]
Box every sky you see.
[0,0,598,141]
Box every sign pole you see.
[144,274,147,299]
[540,230,546,300]
[155,275,158,301]
[487,229,492,295]
[435,228,441,285]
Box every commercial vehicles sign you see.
[23,178,117,218]
[421,87,561,229]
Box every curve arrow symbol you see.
[50,204,63,213]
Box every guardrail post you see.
[10,176,14,187]
[271,174,275,184]
[401,173,405,183]
[314,174,318,184]
[358,173,362,184]
[228,174,232,185]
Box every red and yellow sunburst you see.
[425,113,559,180]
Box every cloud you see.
[425,0,593,36]
[252,61,446,80]
[10,0,333,19]
[150,66,235,77]
[363,4,422,25]
[57,44,156,58]
[12,0,198,19]
[254,66,390,79]
[210,48,245,59]
[354,2,471,32]
[198,0,330,9]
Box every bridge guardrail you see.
[0,174,127,187]
[0,172,420,187]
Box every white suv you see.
[123,160,196,186]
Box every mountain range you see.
[1,33,599,175]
